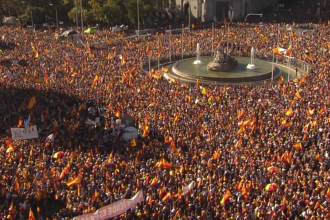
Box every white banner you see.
[73,190,144,220]
[11,125,39,140]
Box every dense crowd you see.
[1,1,330,220]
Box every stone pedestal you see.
[207,45,238,72]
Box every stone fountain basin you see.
[169,56,280,83]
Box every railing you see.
[142,50,312,77]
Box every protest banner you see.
[11,125,39,140]
[73,190,144,220]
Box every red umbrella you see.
[265,183,279,191]
[267,166,280,173]
[53,151,65,159]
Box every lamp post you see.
[169,25,172,62]
[80,0,84,35]
[181,24,184,60]
[22,1,34,29]
[187,2,191,31]
[227,5,234,53]
[49,3,58,33]
[244,13,263,24]
[75,0,79,29]
[137,0,140,36]
[211,23,214,56]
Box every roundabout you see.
[163,56,282,85]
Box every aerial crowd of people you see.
[1,1,330,220]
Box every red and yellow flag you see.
[18,117,23,127]
[92,75,99,88]
[221,190,232,205]
[130,139,137,147]
[293,142,302,150]
[27,96,37,110]
[29,208,36,220]
[67,177,81,187]
[285,107,293,117]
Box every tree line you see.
[0,0,173,27]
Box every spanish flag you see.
[294,91,301,99]
[142,126,149,137]
[161,158,171,169]
[27,96,37,110]
[170,141,176,152]
[121,57,126,66]
[234,138,242,149]
[150,177,158,186]
[286,45,292,56]
[92,75,99,88]
[67,177,81,187]
[162,192,171,202]
[220,190,232,205]
[18,117,23,127]
[237,127,245,135]
[44,72,48,84]
[307,109,314,116]
[293,142,302,150]
[173,115,179,125]
[130,139,137,147]
[273,47,282,56]
[285,107,293,117]
[29,208,36,220]
[53,119,59,132]
[115,107,120,118]
[15,178,19,190]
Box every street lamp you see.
[80,0,84,35]
[227,5,234,53]
[49,3,58,33]
[22,1,34,29]
[245,13,263,24]
[137,0,140,36]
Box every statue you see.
[207,44,238,72]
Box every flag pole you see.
[181,24,184,60]
[271,45,275,83]
[169,25,172,62]
[288,30,292,82]
[211,22,214,56]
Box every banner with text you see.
[73,190,144,220]
[11,125,39,140]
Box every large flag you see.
[27,96,37,110]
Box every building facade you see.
[174,0,279,22]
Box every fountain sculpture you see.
[193,43,202,65]
[246,47,257,69]
[207,44,238,71]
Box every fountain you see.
[207,44,238,71]
[160,44,282,85]
[246,47,257,69]
[193,43,202,65]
